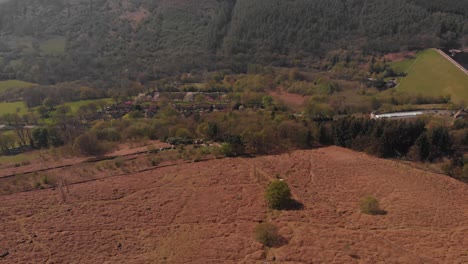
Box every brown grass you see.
[0,147,467,263]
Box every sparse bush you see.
[220,143,234,157]
[265,180,291,209]
[124,122,155,140]
[101,160,116,170]
[114,157,125,168]
[148,156,161,166]
[127,110,144,119]
[175,127,192,138]
[254,222,281,247]
[41,175,49,185]
[360,196,383,215]
[40,174,56,186]
[74,133,112,156]
[34,181,42,189]
[96,128,121,142]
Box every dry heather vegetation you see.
[0,146,467,263]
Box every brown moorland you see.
[0,146,467,263]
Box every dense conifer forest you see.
[0,0,466,83]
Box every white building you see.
[371,111,424,120]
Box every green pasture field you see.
[390,49,468,104]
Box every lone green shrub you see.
[360,196,383,215]
[265,180,291,209]
[254,222,281,247]
[220,143,234,157]
[114,157,125,168]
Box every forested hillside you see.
[0,0,466,84]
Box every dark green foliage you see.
[32,126,63,149]
[220,143,235,157]
[322,118,454,161]
[409,132,430,161]
[441,152,468,182]
[166,137,193,146]
[0,0,465,82]
[47,127,63,147]
[224,0,466,63]
[32,128,49,148]
[265,180,292,210]
[37,105,50,118]
[0,133,15,155]
[328,118,426,158]
[254,222,281,247]
[406,125,453,164]
[223,135,244,157]
[427,127,452,161]
[453,119,468,130]
[207,122,220,140]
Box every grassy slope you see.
[390,57,417,73]
[40,37,66,55]
[63,98,113,113]
[0,101,29,115]
[0,80,35,94]
[0,98,113,116]
[393,49,468,104]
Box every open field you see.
[389,56,416,74]
[0,98,112,121]
[0,146,467,263]
[0,151,38,167]
[40,37,66,55]
[391,49,468,104]
[63,98,113,113]
[0,101,29,115]
[0,80,36,94]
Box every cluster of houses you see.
[96,91,229,120]
[99,103,159,119]
[174,103,229,116]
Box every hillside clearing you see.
[0,80,36,94]
[0,101,29,115]
[391,49,468,104]
[63,98,113,113]
[40,37,66,55]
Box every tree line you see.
[319,117,453,161]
